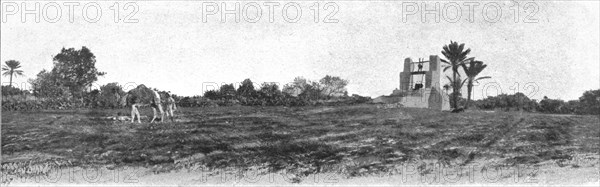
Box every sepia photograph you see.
[1,0,599,186]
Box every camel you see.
[119,84,167,123]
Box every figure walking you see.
[164,93,177,122]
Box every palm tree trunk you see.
[465,82,473,109]
[9,71,13,87]
[452,69,458,109]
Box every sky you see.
[1,0,599,100]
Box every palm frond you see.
[457,43,465,54]
[446,75,453,84]
[474,76,491,83]
[460,78,468,88]
[443,65,452,72]
[460,48,471,59]
[5,60,21,69]
[460,57,475,65]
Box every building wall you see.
[398,55,450,111]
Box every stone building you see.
[375,55,451,110]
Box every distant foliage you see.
[257,83,285,106]
[236,79,259,105]
[1,85,27,96]
[536,93,598,115]
[218,84,237,100]
[203,90,220,100]
[282,77,310,96]
[11,46,106,111]
[51,47,106,98]
[577,89,600,115]
[96,83,126,108]
[187,76,360,107]
[83,89,100,107]
[2,96,82,111]
[29,69,72,98]
[474,93,538,112]
[237,79,257,97]
[471,90,600,115]
[319,75,349,99]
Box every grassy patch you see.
[2,105,599,183]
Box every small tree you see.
[203,90,220,100]
[461,60,491,109]
[283,77,310,97]
[319,75,349,99]
[1,85,26,96]
[99,82,125,108]
[2,60,24,87]
[29,69,71,98]
[299,81,323,101]
[218,84,237,100]
[237,79,256,96]
[578,89,600,115]
[258,83,283,105]
[539,96,567,113]
[51,46,106,99]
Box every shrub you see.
[1,97,82,111]
[1,85,27,96]
[474,93,538,111]
[97,83,126,108]
[577,89,600,115]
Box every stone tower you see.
[397,55,450,111]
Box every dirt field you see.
[2,104,599,185]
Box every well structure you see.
[396,55,450,111]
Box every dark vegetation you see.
[1,47,370,111]
[2,45,598,115]
[2,105,599,183]
[470,91,600,115]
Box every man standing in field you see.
[164,92,177,122]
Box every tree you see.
[203,90,220,100]
[283,77,310,96]
[2,60,24,87]
[319,75,349,99]
[441,41,473,109]
[299,81,323,100]
[1,85,26,96]
[258,83,283,105]
[51,46,106,99]
[539,96,569,114]
[99,82,126,108]
[578,89,600,115]
[28,69,71,98]
[218,84,237,100]
[237,78,257,97]
[474,93,538,111]
[461,60,491,109]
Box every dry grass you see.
[2,105,599,183]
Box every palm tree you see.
[2,60,24,87]
[441,41,473,109]
[446,75,465,108]
[461,60,491,109]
